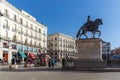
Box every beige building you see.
[47,33,77,60]
[0,0,47,64]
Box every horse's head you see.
[94,18,103,25]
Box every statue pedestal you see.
[75,38,106,68]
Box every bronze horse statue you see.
[76,18,103,39]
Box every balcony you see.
[14,29,18,32]
[13,18,17,22]
[24,40,28,45]
[12,35,17,43]
[29,35,33,38]
[34,36,37,39]
[30,27,33,30]
[38,38,41,40]
[12,29,15,32]
[24,33,28,36]
[25,25,28,28]
[33,29,37,32]
[4,13,9,18]
[3,25,10,30]
[18,31,23,35]
[5,37,10,41]
[2,36,10,40]
[28,43,32,47]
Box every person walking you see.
[48,58,51,68]
[51,58,55,68]
[62,57,66,68]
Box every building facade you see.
[47,33,77,60]
[102,41,111,60]
[0,0,47,64]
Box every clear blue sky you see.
[7,0,120,49]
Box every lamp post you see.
[8,40,19,69]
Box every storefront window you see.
[28,47,33,52]
[33,48,37,52]
[18,45,23,51]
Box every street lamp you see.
[7,40,15,69]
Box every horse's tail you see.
[76,26,82,38]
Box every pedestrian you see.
[48,58,51,68]
[62,57,66,68]
[51,58,55,68]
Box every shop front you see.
[17,51,27,64]
[29,52,35,59]
[3,51,8,64]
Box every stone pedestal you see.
[75,38,106,68]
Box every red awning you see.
[29,52,35,59]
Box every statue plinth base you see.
[75,38,106,68]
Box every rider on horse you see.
[87,15,92,23]
[86,15,93,28]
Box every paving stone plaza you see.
[0,68,120,80]
[0,64,120,80]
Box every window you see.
[39,28,41,33]
[30,24,33,30]
[55,43,57,46]
[35,27,37,32]
[34,33,36,37]
[4,20,8,27]
[39,37,41,40]
[21,27,23,33]
[3,42,8,48]
[12,24,15,31]
[13,15,17,21]
[21,36,22,42]
[5,30,8,39]
[20,18,23,24]
[60,43,62,47]
[5,9,9,17]
[25,21,28,27]
[55,37,57,40]
[26,29,28,35]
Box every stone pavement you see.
[1,63,120,72]
[1,65,120,80]
[1,63,120,80]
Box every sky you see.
[7,0,120,49]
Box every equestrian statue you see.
[76,15,103,39]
